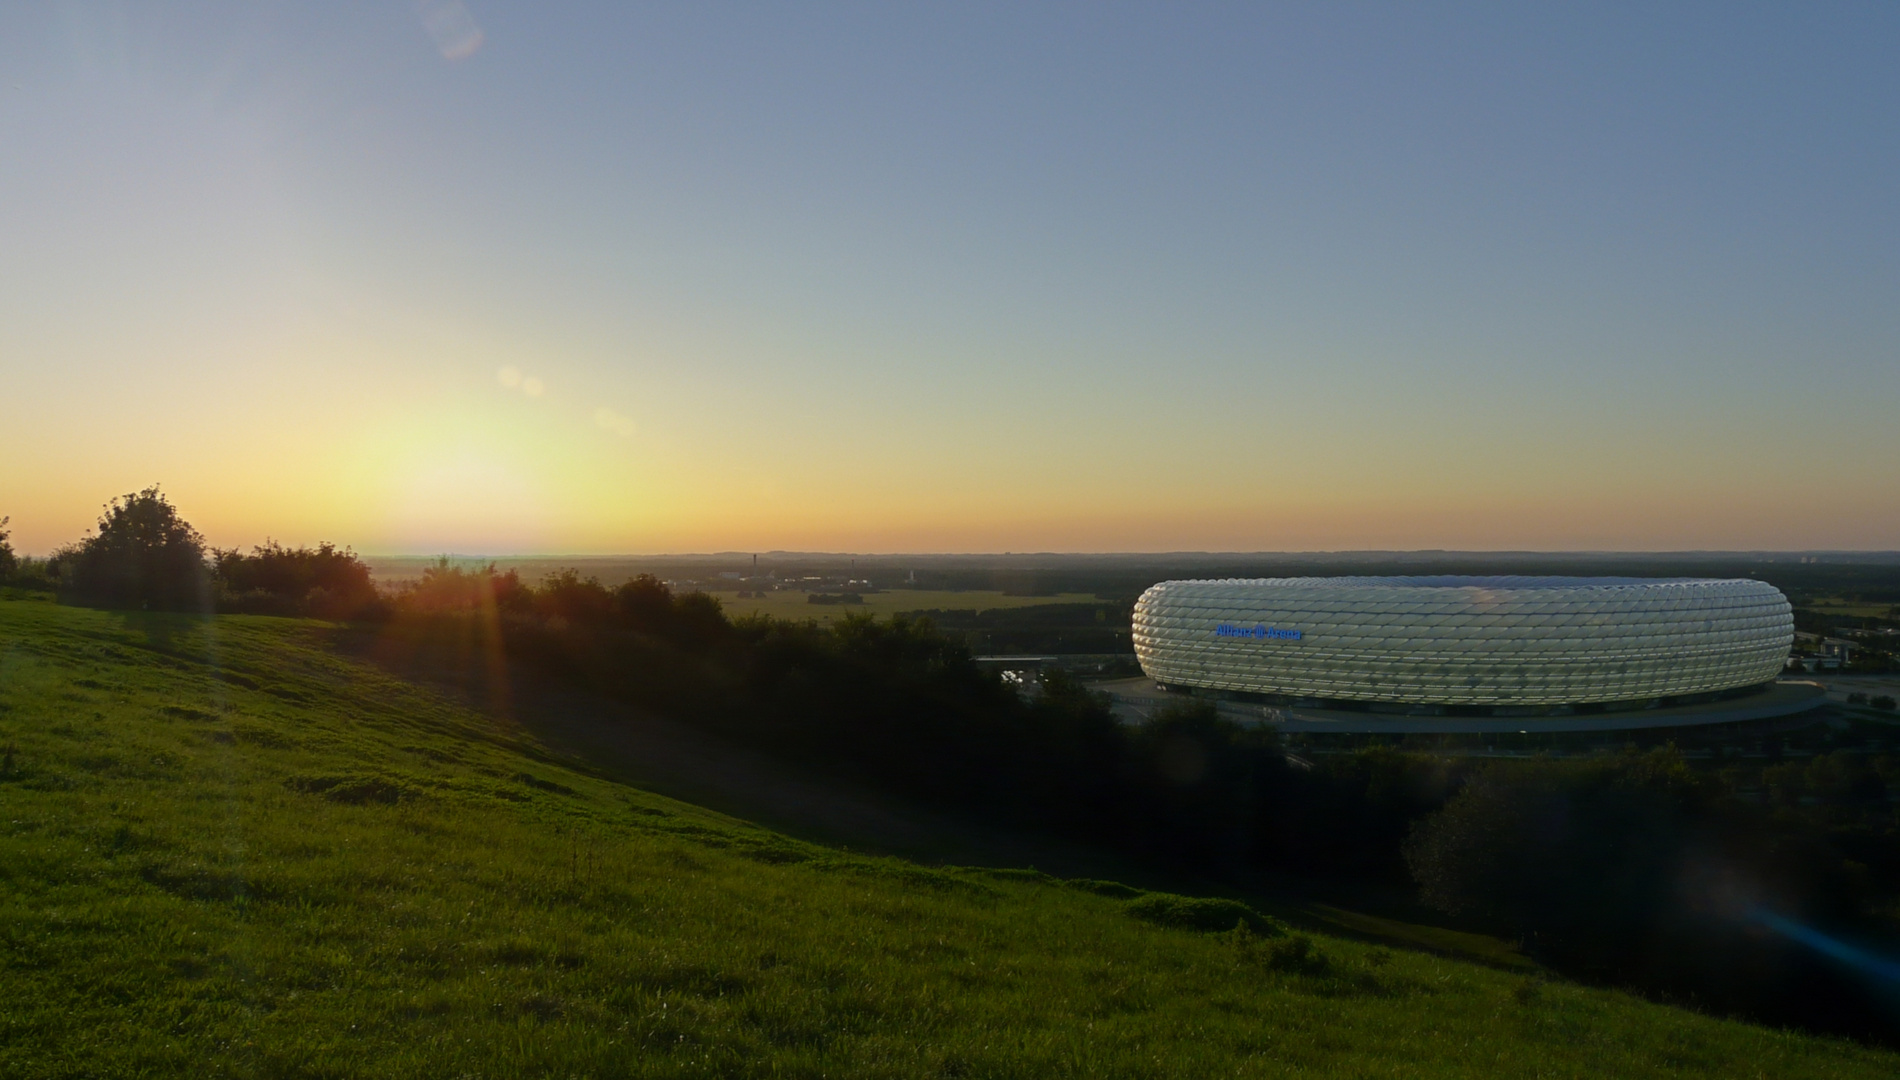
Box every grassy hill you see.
[1,596,1894,1078]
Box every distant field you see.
[4,598,1890,1076]
[359,556,1104,623]
[722,589,1103,622]
[1800,600,1897,618]
[362,556,663,586]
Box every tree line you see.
[1,488,380,617]
[5,488,1899,1041]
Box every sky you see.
[2,2,1897,555]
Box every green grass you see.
[1,597,1895,1078]
[720,589,1104,624]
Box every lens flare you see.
[1750,907,1900,985]
[593,407,636,437]
[417,0,484,61]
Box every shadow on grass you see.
[314,615,1540,976]
[111,608,210,654]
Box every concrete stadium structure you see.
[1132,576,1797,718]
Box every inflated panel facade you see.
[1132,577,1792,707]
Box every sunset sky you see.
[3,3,1897,555]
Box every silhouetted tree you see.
[214,541,379,618]
[0,516,15,581]
[394,558,531,615]
[1402,749,1877,1032]
[1124,701,1268,867]
[56,487,208,610]
[611,574,729,649]
[534,568,616,624]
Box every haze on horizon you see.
[3,3,1897,557]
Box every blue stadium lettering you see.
[1214,623,1302,641]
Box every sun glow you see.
[381,449,551,553]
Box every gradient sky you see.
[3,2,1897,555]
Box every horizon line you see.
[350,548,1900,561]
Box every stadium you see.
[1128,576,1820,731]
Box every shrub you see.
[1125,701,1274,867]
[1872,695,1897,712]
[1124,892,1275,933]
[533,568,616,624]
[1403,749,1871,1030]
[393,558,530,615]
[1263,933,1330,975]
[1065,878,1146,899]
[615,575,728,649]
[55,487,208,611]
[1404,750,1712,937]
[215,541,379,618]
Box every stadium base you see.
[1092,678,1829,735]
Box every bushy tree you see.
[1124,701,1273,867]
[57,487,208,610]
[1405,751,1717,957]
[616,574,727,649]
[214,541,379,618]
[1260,746,1475,880]
[1403,748,1867,1029]
[533,568,617,624]
[394,558,530,614]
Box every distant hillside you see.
[1,596,1893,1077]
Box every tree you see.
[214,541,378,618]
[1124,700,1274,868]
[58,487,208,610]
[0,516,15,581]
[395,557,529,615]
[1404,752,1710,960]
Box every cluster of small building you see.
[683,570,880,601]
[1788,632,1858,672]
[1787,626,1900,672]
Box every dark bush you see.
[393,558,531,615]
[215,541,379,618]
[1262,746,1475,880]
[1125,892,1275,933]
[1261,934,1330,975]
[532,569,617,624]
[1872,695,1896,711]
[1064,878,1146,899]
[1124,701,1277,868]
[55,487,208,611]
[1404,749,1876,1033]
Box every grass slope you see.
[0,596,1892,1078]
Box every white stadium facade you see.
[1131,576,1804,724]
